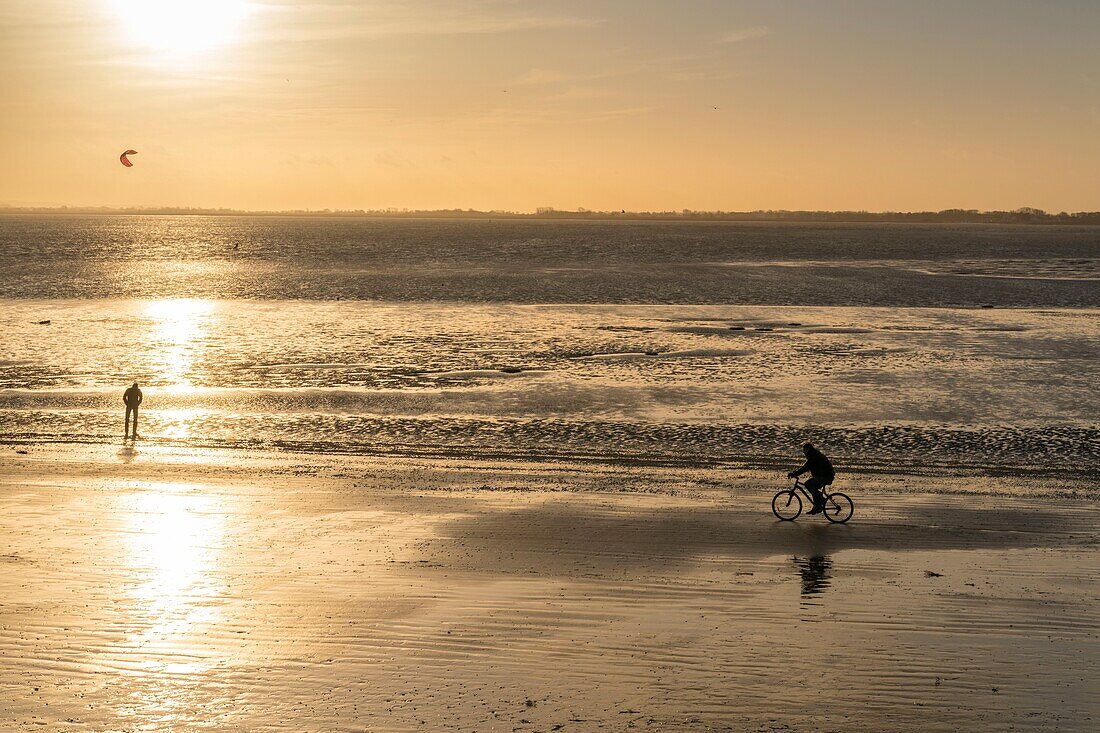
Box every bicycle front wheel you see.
[823,492,854,523]
[772,490,802,521]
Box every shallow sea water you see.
[1,215,1097,472]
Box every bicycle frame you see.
[789,479,816,503]
[790,479,844,509]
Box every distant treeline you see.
[3,205,1100,224]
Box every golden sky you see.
[3,1,1098,211]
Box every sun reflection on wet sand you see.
[115,483,226,706]
[145,299,215,392]
[156,408,207,440]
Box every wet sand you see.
[1,445,1096,731]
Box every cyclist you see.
[787,443,834,514]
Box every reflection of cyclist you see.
[787,443,834,515]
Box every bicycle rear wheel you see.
[772,490,802,521]
[823,492,854,523]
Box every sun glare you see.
[106,0,252,55]
[146,299,215,391]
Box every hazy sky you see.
[3,1,1099,211]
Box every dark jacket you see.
[123,387,143,408]
[795,447,834,482]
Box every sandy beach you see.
[6,0,1100,728]
[2,444,1095,732]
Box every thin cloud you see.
[513,69,573,86]
[541,84,613,103]
[256,1,601,41]
[719,26,770,44]
[663,68,741,82]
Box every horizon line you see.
[2,205,1099,224]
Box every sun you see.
[106,1,252,55]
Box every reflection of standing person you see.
[787,442,834,514]
[123,382,143,440]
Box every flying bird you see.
[119,150,138,167]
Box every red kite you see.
[120,150,138,167]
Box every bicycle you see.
[772,479,854,523]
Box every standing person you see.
[123,382,143,440]
[787,443,834,514]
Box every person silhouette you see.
[123,382,143,440]
[787,442,834,514]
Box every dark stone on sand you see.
[500,367,523,374]
[645,350,660,356]
[980,304,995,309]
[925,570,944,577]
[755,327,774,332]
[36,320,50,325]
[729,326,745,331]
[787,322,803,326]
